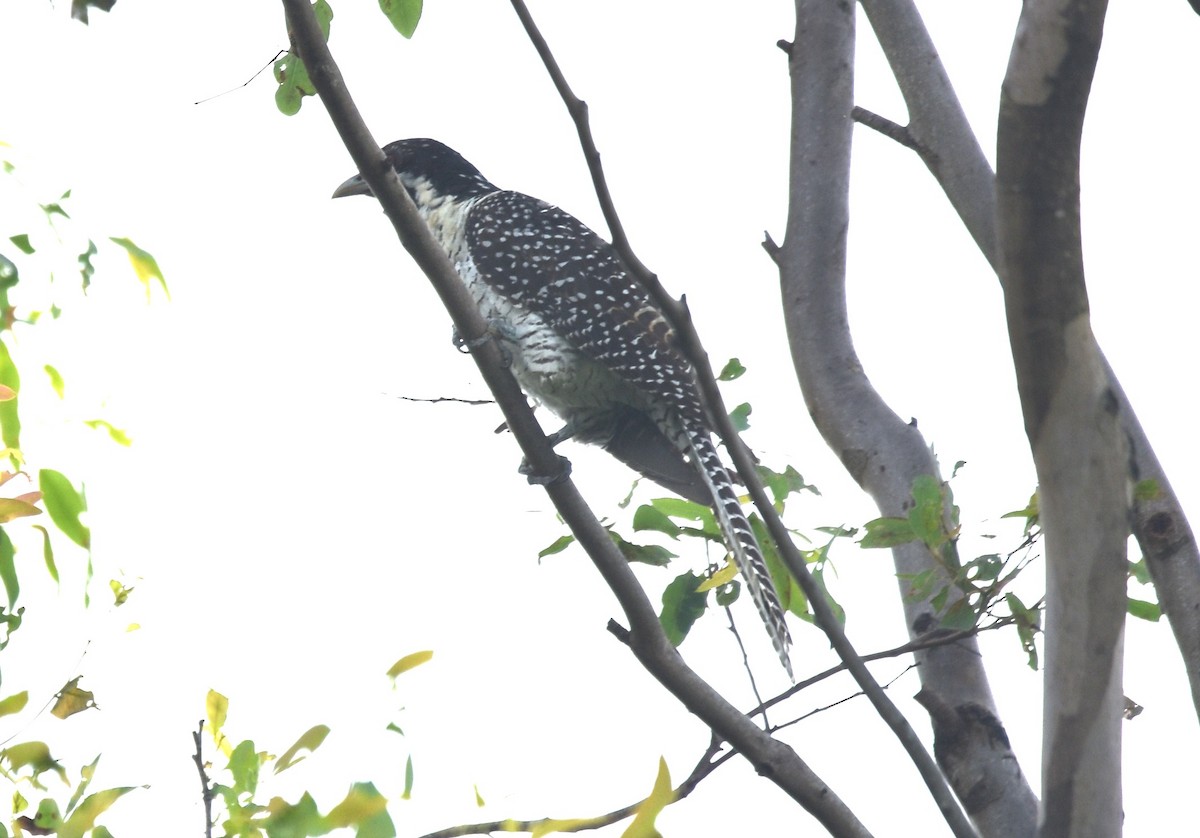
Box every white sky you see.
[1,0,1198,835]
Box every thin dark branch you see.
[722,604,769,728]
[192,721,215,838]
[392,394,494,406]
[282,3,870,833]
[509,2,966,833]
[415,738,736,838]
[772,664,919,734]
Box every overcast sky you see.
[1,0,1198,835]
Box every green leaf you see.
[939,598,977,631]
[263,792,322,832]
[59,787,134,838]
[109,579,132,606]
[631,504,681,539]
[860,516,915,549]
[78,240,97,291]
[70,0,116,25]
[272,3,331,116]
[44,365,65,399]
[0,691,28,717]
[65,755,98,816]
[84,419,132,446]
[2,741,67,785]
[0,340,21,455]
[38,469,89,549]
[379,0,422,37]
[610,531,675,566]
[401,754,414,800]
[756,464,815,505]
[908,474,946,548]
[728,401,751,432]
[1128,557,1151,586]
[109,237,168,300]
[387,650,433,679]
[0,529,16,609]
[621,757,674,838]
[812,565,845,625]
[717,358,745,381]
[659,571,707,646]
[713,578,740,608]
[274,724,330,774]
[8,235,34,256]
[537,534,574,558]
[1133,478,1161,502]
[40,202,69,220]
[473,784,485,807]
[326,782,394,836]
[1127,597,1161,622]
[229,739,259,797]
[31,525,58,584]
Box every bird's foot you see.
[518,454,573,487]
[452,321,514,367]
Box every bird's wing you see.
[465,191,699,413]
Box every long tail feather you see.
[685,422,793,678]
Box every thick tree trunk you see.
[996,1,1125,834]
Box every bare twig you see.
[192,721,215,838]
[392,394,494,406]
[851,106,920,151]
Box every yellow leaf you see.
[274,724,330,774]
[0,691,28,717]
[109,237,169,301]
[621,757,674,838]
[696,562,739,592]
[387,650,433,679]
[206,689,232,756]
[325,785,388,826]
[51,677,96,719]
[0,497,40,523]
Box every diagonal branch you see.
[507,2,973,836]
[415,738,736,838]
[281,2,869,833]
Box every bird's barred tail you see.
[686,423,793,679]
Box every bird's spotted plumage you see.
[334,138,793,676]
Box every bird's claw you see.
[452,322,513,367]
[518,454,572,487]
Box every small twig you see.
[606,618,632,645]
[416,737,735,838]
[392,394,495,406]
[192,720,215,838]
[194,50,287,105]
[850,105,921,151]
[772,664,919,734]
[723,604,769,729]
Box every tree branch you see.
[508,2,971,834]
[415,738,736,838]
[281,3,870,833]
[192,721,214,838]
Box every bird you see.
[333,138,792,677]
